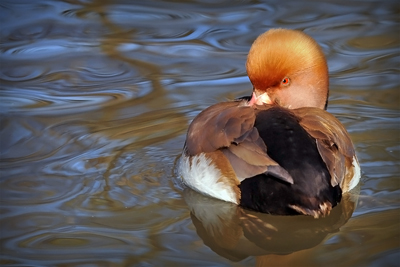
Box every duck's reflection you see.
[183,188,358,262]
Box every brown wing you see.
[185,101,254,155]
[293,107,356,188]
[185,101,293,184]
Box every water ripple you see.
[0,58,152,114]
[0,174,85,206]
[0,0,399,266]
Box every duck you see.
[179,28,361,218]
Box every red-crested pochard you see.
[179,28,360,218]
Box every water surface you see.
[1,0,399,266]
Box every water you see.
[0,0,399,266]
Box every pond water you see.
[1,0,399,266]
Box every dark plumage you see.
[239,107,342,216]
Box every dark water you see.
[1,0,399,266]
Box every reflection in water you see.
[0,0,399,266]
[184,187,358,262]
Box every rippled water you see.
[1,0,399,266]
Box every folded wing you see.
[185,101,293,184]
[293,107,356,189]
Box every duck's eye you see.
[282,77,290,86]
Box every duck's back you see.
[180,101,359,218]
[239,107,342,217]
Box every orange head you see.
[246,29,329,110]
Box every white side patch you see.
[347,155,361,191]
[179,153,238,204]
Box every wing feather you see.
[185,101,293,184]
[294,107,355,187]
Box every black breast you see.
[239,107,341,216]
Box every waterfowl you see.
[179,28,360,218]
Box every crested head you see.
[246,29,329,109]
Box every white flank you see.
[347,155,361,191]
[179,153,238,204]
